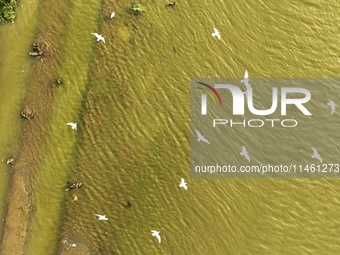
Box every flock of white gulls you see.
[91,24,222,45]
[90,11,116,44]
[60,21,336,245]
[195,71,336,164]
[92,26,222,45]
[93,181,186,243]
[94,179,186,243]
[65,119,187,244]
[196,131,325,164]
[65,10,192,243]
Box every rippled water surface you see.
[1,0,340,254]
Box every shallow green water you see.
[1,0,340,254]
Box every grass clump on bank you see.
[0,0,18,23]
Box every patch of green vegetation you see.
[131,3,144,14]
[0,0,18,23]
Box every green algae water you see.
[1,0,340,254]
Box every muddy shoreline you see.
[0,0,83,252]
[0,34,60,254]
[0,25,97,252]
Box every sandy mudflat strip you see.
[0,109,51,254]
[0,167,32,255]
[0,33,58,253]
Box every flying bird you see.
[91,33,105,43]
[179,177,187,190]
[240,70,251,95]
[110,12,115,18]
[95,214,108,220]
[151,230,161,243]
[66,122,77,130]
[211,28,221,40]
[311,148,322,163]
[240,146,250,162]
[327,100,336,114]
[195,130,210,144]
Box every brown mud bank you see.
[0,0,112,252]
[0,29,95,254]
[0,34,58,254]
[0,33,91,254]
[0,1,90,254]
